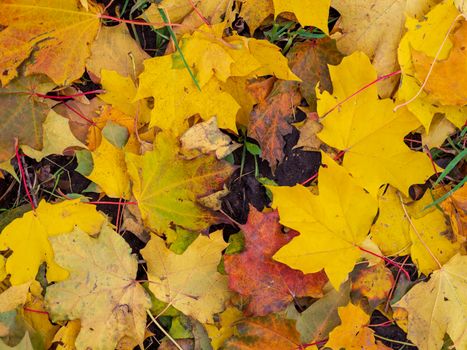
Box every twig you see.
[14,139,37,210]
[398,193,442,269]
[146,310,183,350]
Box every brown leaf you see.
[287,38,343,109]
[223,313,302,350]
[224,206,327,316]
[248,80,301,171]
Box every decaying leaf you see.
[0,0,100,86]
[180,117,240,159]
[45,226,151,350]
[441,183,466,250]
[0,200,105,285]
[126,132,234,234]
[86,23,149,80]
[296,281,351,343]
[224,207,327,315]
[248,81,301,170]
[269,152,378,289]
[0,75,54,162]
[350,263,394,309]
[142,231,231,323]
[223,313,302,350]
[395,254,467,350]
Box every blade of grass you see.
[425,176,467,210]
[158,8,201,91]
[434,148,466,185]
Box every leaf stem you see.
[397,192,442,269]
[358,246,410,281]
[321,70,401,119]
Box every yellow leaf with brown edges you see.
[0,0,100,86]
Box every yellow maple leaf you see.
[99,69,150,124]
[371,187,460,275]
[205,306,243,350]
[87,137,131,199]
[397,0,467,130]
[135,54,240,134]
[0,0,100,86]
[135,27,298,135]
[412,20,467,106]
[331,0,438,97]
[22,110,85,161]
[317,51,433,196]
[141,231,231,323]
[325,303,390,350]
[269,152,378,289]
[273,0,330,34]
[0,200,105,285]
[45,225,151,350]
[395,254,467,350]
[125,132,234,234]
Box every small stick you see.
[14,139,37,210]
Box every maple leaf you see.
[22,110,85,161]
[99,69,150,124]
[86,105,135,151]
[331,0,438,97]
[441,183,466,250]
[412,21,467,106]
[249,38,342,170]
[370,187,461,275]
[0,0,100,86]
[205,306,243,350]
[86,23,149,80]
[141,231,231,323]
[296,281,351,343]
[126,132,234,234]
[397,1,467,130]
[87,137,131,199]
[273,0,330,33]
[180,117,241,159]
[0,200,105,285]
[395,254,467,350]
[224,207,327,316]
[135,54,240,134]
[350,263,394,310]
[269,152,378,289]
[236,0,330,34]
[135,27,298,135]
[325,303,391,350]
[45,225,151,350]
[248,81,301,171]
[317,51,434,196]
[0,75,54,162]
[222,313,302,350]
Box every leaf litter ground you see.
[0,0,466,350]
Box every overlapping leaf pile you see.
[0,0,466,350]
